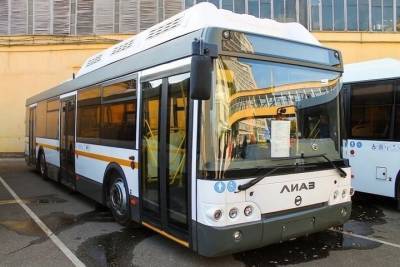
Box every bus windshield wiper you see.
[236,166,288,192]
[236,153,347,193]
[272,153,347,178]
[297,153,347,178]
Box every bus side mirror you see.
[190,55,212,100]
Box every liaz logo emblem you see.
[280,182,315,193]
[294,195,302,206]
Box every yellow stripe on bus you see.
[35,143,138,168]
[142,221,189,248]
[36,143,59,151]
[75,150,139,169]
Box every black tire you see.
[108,175,131,226]
[38,152,48,180]
[396,183,400,211]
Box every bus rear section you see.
[341,59,400,209]
[192,43,352,256]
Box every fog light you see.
[342,189,347,198]
[333,190,339,200]
[229,208,238,219]
[214,209,222,221]
[244,205,253,216]
[233,230,242,241]
[340,207,348,217]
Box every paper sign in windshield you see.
[271,120,290,158]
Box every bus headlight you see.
[244,205,253,216]
[213,209,223,221]
[229,208,238,219]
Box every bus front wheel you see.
[108,175,131,225]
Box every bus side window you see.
[350,81,394,139]
[77,87,101,144]
[101,80,137,149]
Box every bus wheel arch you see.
[103,163,131,225]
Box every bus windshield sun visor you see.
[236,153,346,192]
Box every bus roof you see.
[77,2,320,77]
[26,3,321,106]
[343,58,400,84]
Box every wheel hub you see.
[110,179,127,216]
[40,155,45,175]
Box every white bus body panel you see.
[75,143,139,197]
[197,168,351,227]
[36,137,60,167]
[343,139,400,198]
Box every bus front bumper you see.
[196,201,351,257]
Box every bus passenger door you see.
[28,107,36,164]
[60,96,76,189]
[141,73,190,245]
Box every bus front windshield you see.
[199,56,342,179]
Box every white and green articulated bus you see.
[25,3,352,257]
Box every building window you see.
[347,0,358,30]
[322,0,333,30]
[260,0,272,18]
[311,0,321,30]
[371,0,382,31]
[298,0,308,27]
[383,0,394,31]
[285,0,296,22]
[350,82,394,139]
[397,1,400,31]
[248,0,260,17]
[101,80,137,148]
[358,0,369,31]
[334,0,345,30]
[185,0,194,8]
[234,0,246,14]
[273,0,285,22]
[77,87,101,143]
[209,0,219,7]
[222,0,234,11]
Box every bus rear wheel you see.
[38,152,47,179]
[396,183,400,211]
[108,176,131,226]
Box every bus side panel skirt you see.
[76,175,103,204]
[130,196,140,222]
[46,162,59,182]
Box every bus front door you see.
[141,74,190,245]
[60,96,76,189]
[28,107,36,164]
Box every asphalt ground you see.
[0,159,400,267]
